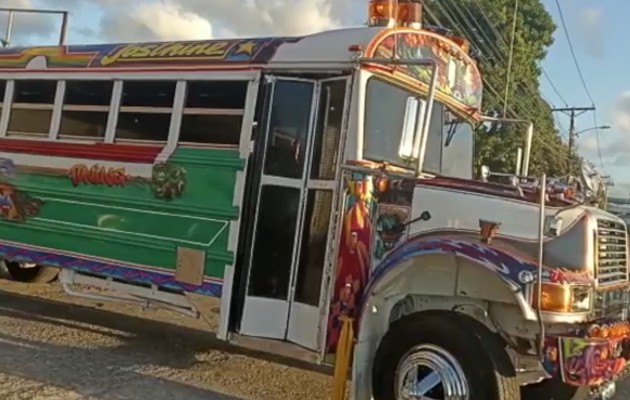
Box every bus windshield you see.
[363,77,474,179]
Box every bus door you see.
[239,75,349,351]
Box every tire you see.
[373,311,520,400]
[4,261,60,283]
[521,378,590,400]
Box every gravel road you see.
[0,279,629,400]
[0,280,331,400]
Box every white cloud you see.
[585,91,630,168]
[576,7,605,58]
[97,1,213,42]
[577,135,600,153]
[0,0,60,44]
[613,91,630,134]
[2,0,363,43]
[611,154,630,167]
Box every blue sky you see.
[538,0,630,196]
[3,0,629,195]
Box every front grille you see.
[593,288,630,319]
[596,219,629,286]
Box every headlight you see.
[532,283,592,313]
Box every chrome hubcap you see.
[395,344,469,400]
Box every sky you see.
[0,0,628,196]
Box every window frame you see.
[6,79,59,138]
[362,75,476,176]
[178,80,249,147]
[113,79,177,144]
[0,71,259,151]
[57,79,115,141]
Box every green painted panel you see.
[0,146,244,281]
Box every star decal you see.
[235,41,257,55]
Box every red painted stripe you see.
[0,138,163,163]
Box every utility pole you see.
[551,106,595,174]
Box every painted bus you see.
[0,2,629,399]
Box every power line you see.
[503,0,519,116]
[592,112,604,168]
[551,106,595,174]
[424,1,572,160]
[554,0,604,169]
[554,0,594,104]
[437,0,563,119]
[541,67,568,106]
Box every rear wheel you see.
[4,261,59,283]
[373,312,520,400]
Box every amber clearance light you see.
[531,283,592,313]
[368,0,423,28]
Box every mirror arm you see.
[414,61,439,177]
[521,122,533,176]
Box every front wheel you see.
[373,312,520,400]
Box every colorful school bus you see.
[0,2,629,399]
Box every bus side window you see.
[59,80,113,141]
[178,80,247,146]
[7,79,57,138]
[115,80,176,143]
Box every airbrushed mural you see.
[368,30,483,110]
[0,140,243,296]
[325,168,603,359]
[68,162,187,199]
[0,158,43,222]
[326,169,415,356]
[0,37,302,69]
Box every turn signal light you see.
[532,283,592,313]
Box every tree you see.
[424,0,572,177]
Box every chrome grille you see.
[596,219,629,286]
[593,288,630,319]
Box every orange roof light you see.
[451,36,470,54]
[368,0,423,28]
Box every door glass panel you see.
[294,190,334,306]
[310,80,346,180]
[264,80,314,179]
[248,185,301,299]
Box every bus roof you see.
[0,26,483,111]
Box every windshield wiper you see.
[444,120,462,147]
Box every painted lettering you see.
[69,164,129,187]
[100,41,230,65]
[549,268,592,284]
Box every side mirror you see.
[480,165,490,181]
[399,96,426,159]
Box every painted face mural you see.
[0,183,44,222]
[151,163,187,200]
[374,204,409,261]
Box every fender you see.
[350,236,542,400]
[360,235,540,322]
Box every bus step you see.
[58,269,200,318]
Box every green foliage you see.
[424,0,573,177]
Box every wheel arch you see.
[351,243,539,400]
